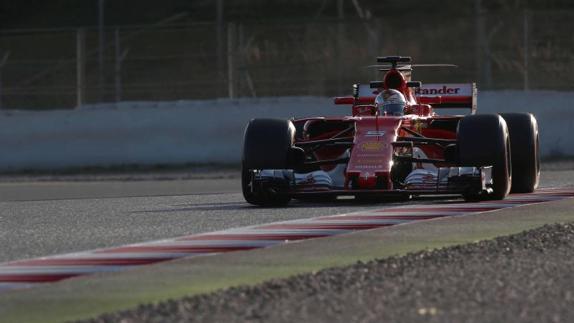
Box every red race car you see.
[241,56,540,206]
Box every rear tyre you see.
[500,113,540,193]
[457,114,511,200]
[241,119,294,206]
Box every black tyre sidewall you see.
[241,119,295,206]
[457,114,511,200]
[500,113,540,193]
[242,118,295,170]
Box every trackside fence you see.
[0,10,572,110]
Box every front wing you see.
[248,166,493,198]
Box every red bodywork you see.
[292,66,475,192]
[346,117,400,189]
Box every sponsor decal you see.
[355,165,385,169]
[356,153,383,157]
[361,141,384,152]
[365,130,386,137]
[415,86,460,95]
[355,157,388,168]
[414,83,473,96]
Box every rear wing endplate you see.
[415,83,477,114]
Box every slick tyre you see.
[457,114,511,200]
[241,119,294,206]
[241,165,291,206]
[500,113,540,193]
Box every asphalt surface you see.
[0,190,425,263]
[85,222,574,323]
[0,167,572,263]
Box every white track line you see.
[0,188,571,293]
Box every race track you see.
[0,168,572,264]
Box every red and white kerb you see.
[0,187,573,292]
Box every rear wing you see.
[334,83,477,115]
[415,83,477,114]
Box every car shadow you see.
[132,195,463,214]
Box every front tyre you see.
[457,114,511,200]
[241,165,291,206]
[241,119,294,206]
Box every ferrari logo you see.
[413,120,424,133]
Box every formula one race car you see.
[241,56,540,206]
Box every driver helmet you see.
[375,89,406,116]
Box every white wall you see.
[0,92,570,171]
[479,91,573,157]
